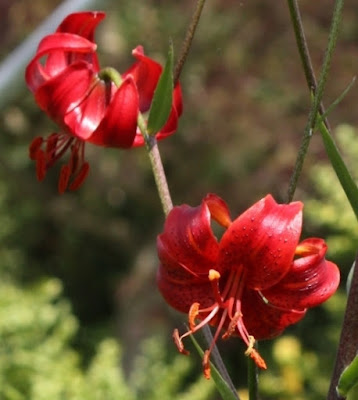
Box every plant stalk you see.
[173,0,207,85]
[286,0,344,202]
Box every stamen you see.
[69,145,79,173]
[202,350,211,380]
[244,335,267,369]
[209,269,221,281]
[173,329,190,355]
[46,133,58,158]
[35,150,46,181]
[222,311,242,339]
[209,269,225,306]
[69,162,90,191]
[188,302,200,330]
[29,137,43,160]
[249,349,267,370]
[58,165,71,194]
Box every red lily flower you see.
[25,11,182,193]
[157,194,340,378]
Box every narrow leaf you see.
[190,334,239,400]
[337,355,358,397]
[147,42,174,135]
[317,119,358,221]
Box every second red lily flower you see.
[26,11,182,193]
[157,194,340,378]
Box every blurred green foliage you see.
[305,124,358,272]
[1,0,358,399]
[0,277,214,399]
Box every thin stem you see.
[286,0,330,129]
[328,254,358,400]
[146,135,173,216]
[248,350,259,400]
[137,113,173,216]
[286,0,344,202]
[173,0,207,85]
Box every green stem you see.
[137,114,173,216]
[286,0,330,129]
[173,0,207,85]
[286,0,344,202]
[248,353,259,400]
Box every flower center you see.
[29,132,89,194]
[173,265,267,379]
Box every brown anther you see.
[58,164,71,194]
[29,137,43,160]
[35,150,46,181]
[222,311,242,339]
[69,162,90,191]
[244,336,267,369]
[249,349,267,370]
[173,329,190,355]
[202,350,211,380]
[188,302,200,330]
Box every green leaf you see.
[190,335,239,400]
[147,42,174,135]
[317,119,358,221]
[337,355,358,397]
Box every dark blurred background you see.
[0,0,358,399]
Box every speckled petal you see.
[262,238,340,309]
[219,195,303,290]
[240,288,306,340]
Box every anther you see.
[69,162,90,191]
[188,302,200,330]
[35,150,46,181]
[29,137,43,160]
[58,165,71,194]
[209,269,221,281]
[202,350,211,380]
[173,329,190,355]
[222,311,242,339]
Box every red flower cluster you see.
[26,11,182,193]
[157,194,340,378]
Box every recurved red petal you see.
[63,77,111,140]
[34,61,94,123]
[122,45,162,112]
[56,11,105,71]
[240,288,306,340]
[157,200,221,313]
[56,11,105,39]
[25,33,97,91]
[157,199,220,279]
[262,238,340,309]
[87,77,139,148]
[156,242,215,313]
[219,195,303,290]
[203,193,232,228]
